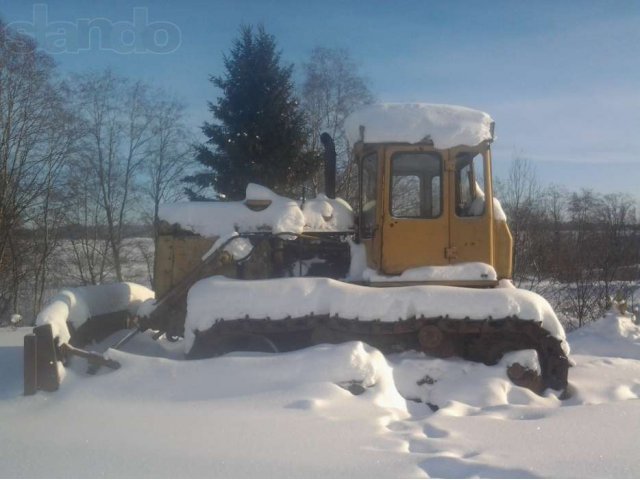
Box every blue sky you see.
[2,0,639,196]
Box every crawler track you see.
[188,314,569,393]
[146,234,569,395]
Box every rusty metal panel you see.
[154,234,216,298]
[154,235,175,298]
[171,236,217,285]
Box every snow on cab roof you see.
[345,103,495,149]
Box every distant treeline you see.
[496,159,639,328]
[0,22,373,321]
[1,19,637,330]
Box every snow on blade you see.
[159,183,354,238]
[36,282,154,344]
[345,103,494,149]
[185,276,567,353]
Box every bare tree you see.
[597,193,637,301]
[29,105,77,313]
[65,161,111,285]
[492,153,640,329]
[142,95,191,226]
[140,93,192,286]
[0,22,76,319]
[494,155,545,286]
[301,47,373,200]
[557,190,602,326]
[72,70,154,281]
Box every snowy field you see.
[1,311,640,478]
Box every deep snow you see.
[1,311,639,478]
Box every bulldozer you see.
[24,104,569,396]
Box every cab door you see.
[447,147,494,266]
[380,145,450,274]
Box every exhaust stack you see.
[320,132,336,199]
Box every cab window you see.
[390,152,442,218]
[455,152,486,217]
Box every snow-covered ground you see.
[1,311,640,478]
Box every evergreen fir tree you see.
[186,25,319,200]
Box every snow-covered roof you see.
[159,184,354,238]
[345,103,494,149]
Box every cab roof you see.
[345,103,495,149]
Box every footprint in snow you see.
[423,423,449,439]
[284,399,318,410]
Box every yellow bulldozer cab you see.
[356,141,513,283]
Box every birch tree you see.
[0,21,76,318]
[73,70,154,281]
[141,94,192,286]
[301,47,373,200]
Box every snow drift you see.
[4,310,640,477]
[568,309,640,359]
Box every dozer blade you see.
[23,307,139,395]
[23,324,123,395]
